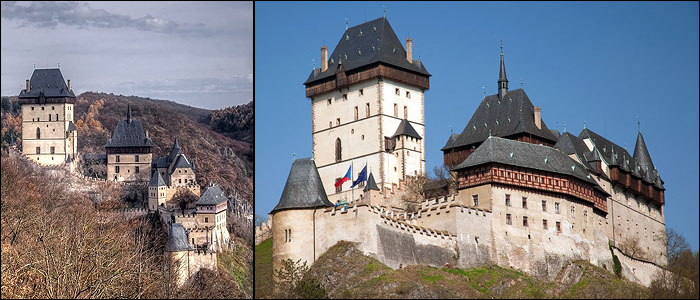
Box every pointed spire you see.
[172,138,181,150]
[633,130,655,173]
[127,102,132,123]
[498,40,509,98]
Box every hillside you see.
[1,92,253,202]
[254,239,652,299]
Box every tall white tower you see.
[303,17,431,204]
[19,69,78,165]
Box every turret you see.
[498,41,509,99]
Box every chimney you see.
[534,106,542,129]
[406,38,413,63]
[67,79,71,91]
[26,80,30,92]
[321,46,328,72]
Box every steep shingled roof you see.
[363,172,380,192]
[149,170,166,187]
[271,158,333,213]
[18,68,76,99]
[633,131,656,175]
[196,185,228,206]
[304,17,430,85]
[445,89,558,151]
[441,133,460,151]
[165,223,193,252]
[393,119,422,140]
[105,105,153,148]
[454,137,605,194]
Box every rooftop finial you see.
[583,120,586,129]
[383,5,386,18]
[637,114,640,132]
[482,85,486,97]
[345,17,348,30]
[498,40,508,98]
[520,77,523,89]
[293,153,296,161]
[450,125,453,134]
[564,123,567,133]
[127,102,132,123]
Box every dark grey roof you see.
[271,158,333,213]
[171,154,193,170]
[445,89,558,150]
[633,131,656,176]
[454,137,605,193]
[363,172,380,192]
[167,138,182,163]
[152,157,169,168]
[196,185,228,206]
[165,223,193,252]
[149,171,166,187]
[549,129,561,139]
[18,69,76,99]
[441,133,461,151]
[304,17,430,85]
[555,132,591,163]
[393,119,422,140]
[105,105,153,148]
[498,50,508,83]
[67,121,77,132]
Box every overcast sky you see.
[1,1,252,109]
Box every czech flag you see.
[334,165,352,188]
[351,165,367,188]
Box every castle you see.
[267,17,668,287]
[17,68,228,288]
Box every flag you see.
[334,165,352,188]
[350,165,367,188]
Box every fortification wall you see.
[255,217,272,246]
[613,246,668,287]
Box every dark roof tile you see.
[271,158,333,213]
[18,68,75,98]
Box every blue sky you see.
[255,1,699,250]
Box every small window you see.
[36,147,41,154]
[406,91,411,99]
[36,127,41,139]
[395,88,400,96]
[135,166,139,173]
[50,146,55,154]
[327,98,331,105]
[343,93,347,100]
[49,114,52,121]
[116,155,120,162]
[31,107,35,111]
[52,106,55,110]
[55,113,58,121]
[394,103,398,117]
[336,118,340,126]
[522,197,527,209]
[571,205,575,218]
[505,194,511,206]
[584,210,588,223]
[555,202,560,214]
[404,106,408,119]
[115,166,120,173]
[135,155,139,162]
[205,217,209,223]
[523,216,528,227]
[556,221,561,232]
[329,121,332,128]
[543,219,548,230]
[472,194,478,207]
[506,213,512,225]
[41,106,45,110]
[354,106,358,120]
[288,229,292,242]
[359,89,364,96]
[365,103,370,117]
[541,200,547,212]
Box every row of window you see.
[30,106,72,111]
[35,146,56,154]
[114,155,140,162]
[502,194,589,220]
[284,229,292,242]
[31,114,63,122]
[115,166,139,173]
[505,213,562,232]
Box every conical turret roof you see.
[271,158,333,213]
[363,172,380,192]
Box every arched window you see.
[36,127,41,139]
[335,138,342,162]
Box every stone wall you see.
[612,246,668,287]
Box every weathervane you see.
[383,5,386,18]
[520,77,524,89]
[583,120,586,129]
[293,153,296,161]
[345,17,348,30]
[482,85,486,97]
[312,59,316,70]
[637,114,640,132]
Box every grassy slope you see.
[254,238,274,299]
[218,236,253,297]
[254,239,650,299]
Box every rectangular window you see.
[31,107,35,111]
[404,106,408,119]
[506,213,512,225]
[205,217,209,223]
[523,216,528,227]
[365,103,370,117]
[354,106,358,120]
[556,221,561,232]
[359,89,364,96]
[52,106,55,110]
[36,147,40,154]
[505,194,511,207]
[135,155,139,162]
[336,118,340,126]
[115,166,120,173]
[395,88,400,96]
[135,166,139,173]
[327,98,331,105]
[522,197,527,209]
[543,219,548,229]
[555,202,560,214]
[116,155,120,162]
[394,103,398,117]
[472,194,479,207]
[343,93,347,100]
[406,91,411,99]
[50,146,55,154]
[542,200,547,212]
[49,114,51,121]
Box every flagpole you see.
[351,160,354,203]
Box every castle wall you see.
[107,153,152,182]
[612,246,668,287]
[167,250,217,288]
[272,209,316,281]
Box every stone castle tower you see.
[105,104,153,182]
[19,68,78,165]
[303,17,431,204]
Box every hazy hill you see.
[1,92,253,202]
[254,239,653,299]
